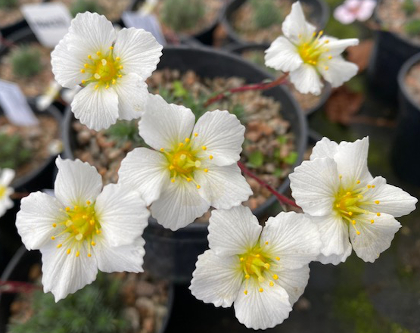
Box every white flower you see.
[289,137,418,264]
[264,1,359,95]
[0,168,15,217]
[334,0,376,25]
[118,94,252,231]
[51,12,163,131]
[189,205,321,330]
[16,157,150,301]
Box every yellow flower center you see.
[334,176,381,235]
[51,200,102,258]
[297,31,331,70]
[80,46,123,90]
[160,133,213,189]
[239,242,280,295]
[0,185,6,199]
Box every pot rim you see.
[398,52,420,110]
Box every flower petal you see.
[208,205,262,256]
[114,28,162,80]
[16,192,67,250]
[67,12,116,55]
[51,35,87,89]
[114,73,149,120]
[41,242,98,302]
[319,37,359,57]
[282,1,316,43]
[54,157,102,208]
[195,164,252,210]
[290,64,323,95]
[118,148,170,206]
[317,245,352,265]
[333,5,357,24]
[357,1,376,21]
[264,36,303,72]
[261,212,321,270]
[95,184,149,247]
[362,177,417,218]
[318,56,358,88]
[310,137,339,160]
[150,180,209,231]
[0,168,15,186]
[95,237,145,273]
[333,137,371,189]
[290,158,339,216]
[312,215,352,263]
[234,278,292,330]
[190,250,243,308]
[271,265,310,305]
[191,110,245,167]
[0,191,13,217]
[139,93,195,150]
[71,84,119,131]
[350,213,401,263]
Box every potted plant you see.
[368,0,420,103]
[62,46,307,283]
[221,0,329,47]
[227,43,332,116]
[0,246,174,333]
[129,0,225,45]
[391,52,420,186]
[61,0,133,22]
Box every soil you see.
[405,61,420,106]
[0,113,60,184]
[0,0,42,28]
[377,0,420,45]
[55,0,132,21]
[8,263,170,333]
[0,43,53,97]
[70,69,296,213]
[231,0,317,44]
[241,49,324,113]
[133,0,224,36]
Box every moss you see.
[161,0,205,32]
[10,45,42,78]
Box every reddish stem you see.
[0,280,40,294]
[238,161,299,209]
[10,192,30,200]
[204,73,289,108]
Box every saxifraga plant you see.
[251,0,283,29]
[70,0,103,17]
[161,0,205,31]
[10,45,42,78]
[402,0,417,16]
[405,19,420,36]
[0,0,17,9]
[0,133,31,170]
[8,273,129,333]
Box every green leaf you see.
[248,151,264,168]
[283,151,298,165]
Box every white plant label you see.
[0,80,39,126]
[21,3,72,48]
[122,12,166,46]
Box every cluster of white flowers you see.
[13,2,418,330]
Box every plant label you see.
[0,80,39,126]
[122,12,166,46]
[21,3,72,48]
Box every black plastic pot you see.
[62,46,307,284]
[227,43,332,116]
[391,53,420,186]
[0,100,62,193]
[0,246,174,333]
[368,0,420,103]
[129,0,224,46]
[221,0,330,48]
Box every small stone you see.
[124,307,140,331]
[77,130,91,145]
[295,297,311,311]
[136,280,156,298]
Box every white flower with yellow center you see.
[290,137,418,264]
[16,157,150,301]
[189,205,321,330]
[264,1,359,95]
[51,12,162,131]
[0,168,15,217]
[118,94,252,231]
